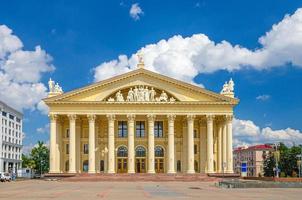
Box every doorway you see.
[135,146,146,173]
[116,146,128,173]
[155,146,165,173]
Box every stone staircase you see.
[60,173,221,182]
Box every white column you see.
[206,115,214,173]
[226,115,234,173]
[199,120,206,173]
[186,115,195,174]
[56,119,62,173]
[88,114,96,173]
[68,114,77,173]
[182,120,187,172]
[147,114,156,173]
[127,114,135,173]
[107,114,115,173]
[167,114,176,173]
[49,114,58,173]
[222,121,227,172]
[217,121,222,173]
[76,121,81,173]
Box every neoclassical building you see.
[44,60,239,174]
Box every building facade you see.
[233,144,273,177]
[0,101,23,173]
[44,61,239,174]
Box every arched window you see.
[117,146,128,157]
[155,146,164,157]
[135,146,146,157]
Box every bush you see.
[280,172,286,177]
[292,171,298,177]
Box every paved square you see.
[0,180,301,200]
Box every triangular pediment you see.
[44,68,239,105]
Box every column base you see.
[128,170,135,174]
[107,170,115,174]
[88,170,96,174]
[49,170,60,174]
[226,170,234,173]
[147,170,155,174]
[68,170,77,173]
[206,170,214,174]
[186,170,195,174]
[167,170,176,174]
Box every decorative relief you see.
[107,85,176,103]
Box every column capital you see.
[67,114,77,121]
[106,114,116,121]
[147,114,156,122]
[167,114,176,122]
[127,114,136,121]
[206,114,214,122]
[87,114,96,122]
[187,114,196,122]
[225,114,233,122]
[49,114,58,122]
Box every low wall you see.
[244,177,302,182]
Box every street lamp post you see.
[274,143,280,178]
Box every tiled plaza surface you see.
[0,180,301,200]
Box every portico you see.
[44,59,238,175]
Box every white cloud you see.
[36,123,49,134]
[94,8,302,85]
[129,3,143,20]
[0,25,54,113]
[233,118,302,147]
[256,94,270,101]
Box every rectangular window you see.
[194,129,198,138]
[83,144,89,154]
[118,121,127,137]
[66,144,69,154]
[16,118,21,123]
[2,111,7,117]
[154,121,163,138]
[136,121,145,138]
[194,144,198,154]
[66,129,70,138]
[9,114,14,120]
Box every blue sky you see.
[0,0,302,151]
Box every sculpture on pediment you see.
[116,90,124,102]
[159,91,168,102]
[220,78,235,98]
[150,87,156,101]
[127,88,134,101]
[107,85,177,103]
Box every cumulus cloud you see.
[233,118,302,147]
[0,25,54,113]
[256,94,270,101]
[94,8,302,84]
[36,123,50,134]
[129,3,143,20]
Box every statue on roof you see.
[220,78,235,98]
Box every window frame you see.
[118,121,128,138]
[154,121,163,138]
[136,121,145,138]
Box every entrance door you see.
[135,158,146,173]
[117,158,127,173]
[155,158,164,173]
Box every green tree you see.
[264,152,276,177]
[30,141,49,174]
